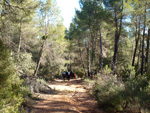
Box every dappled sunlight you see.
[49,79,86,92]
[31,79,104,113]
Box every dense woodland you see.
[0,0,150,112]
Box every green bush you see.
[0,40,24,112]
[0,41,12,86]
[103,65,112,75]
[39,60,68,80]
[92,76,125,112]
[73,68,85,78]
[92,75,150,112]
[119,65,135,80]
[0,75,25,112]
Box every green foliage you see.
[103,65,112,75]
[116,37,134,78]
[84,78,96,91]
[0,75,25,112]
[92,76,125,112]
[16,52,36,75]
[0,0,150,112]
[37,24,68,79]
[73,68,85,78]
[119,65,135,80]
[0,40,12,85]
[92,75,150,112]
[0,40,24,112]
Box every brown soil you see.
[30,79,104,113]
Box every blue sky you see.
[56,0,80,29]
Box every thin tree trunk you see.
[95,31,98,65]
[112,1,123,74]
[91,33,95,76]
[33,40,45,76]
[112,35,119,74]
[137,36,142,69]
[85,42,91,77]
[132,16,141,66]
[145,27,150,71]
[99,25,102,72]
[141,3,147,75]
[90,31,97,75]
[111,9,118,73]
[88,47,91,77]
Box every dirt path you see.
[31,79,104,113]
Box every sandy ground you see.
[31,79,104,113]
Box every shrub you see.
[103,65,112,75]
[0,40,24,112]
[92,75,150,112]
[73,68,85,78]
[0,75,25,112]
[92,76,125,112]
[119,65,135,80]
[0,40,12,86]
[84,78,96,90]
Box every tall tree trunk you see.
[137,36,142,69]
[132,16,141,66]
[145,27,150,71]
[99,25,102,72]
[111,2,123,74]
[141,3,147,75]
[91,33,95,76]
[112,35,119,74]
[85,42,91,77]
[33,40,45,76]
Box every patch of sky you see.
[56,0,80,29]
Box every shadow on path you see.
[30,79,104,113]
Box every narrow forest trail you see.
[30,79,104,113]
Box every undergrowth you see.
[87,75,150,112]
[0,40,25,112]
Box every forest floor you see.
[29,78,104,113]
